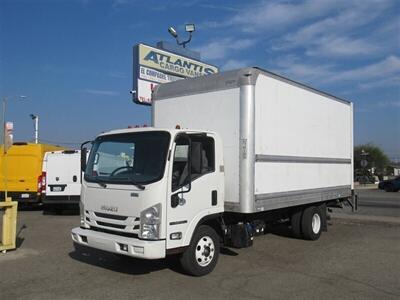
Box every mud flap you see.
[319,203,328,232]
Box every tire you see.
[290,210,303,238]
[301,206,323,241]
[180,225,220,276]
[384,185,393,192]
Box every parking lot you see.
[1,189,399,300]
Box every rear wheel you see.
[180,225,220,276]
[301,206,323,241]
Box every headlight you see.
[140,203,162,240]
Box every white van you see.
[42,150,81,210]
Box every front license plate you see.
[21,193,29,198]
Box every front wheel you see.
[180,225,220,276]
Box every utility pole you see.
[30,114,39,144]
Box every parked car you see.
[378,176,400,192]
[42,150,82,212]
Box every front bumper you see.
[71,227,166,259]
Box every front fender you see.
[182,209,223,246]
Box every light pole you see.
[2,95,28,200]
[168,24,196,48]
[30,114,39,144]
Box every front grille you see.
[90,226,139,238]
[86,210,140,234]
[96,221,126,229]
[94,212,128,221]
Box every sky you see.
[0,0,399,160]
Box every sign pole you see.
[2,98,7,201]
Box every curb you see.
[354,184,379,190]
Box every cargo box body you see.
[153,68,353,213]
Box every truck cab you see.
[72,127,224,274]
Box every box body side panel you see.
[254,74,352,207]
[153,88,241,204]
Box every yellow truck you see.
[0,143,65,203]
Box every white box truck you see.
[71,68,355,276]
[42,150,82,211]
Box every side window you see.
[171,135,216,192]
[172,137,190,192]
[190,136,215,180]
[201,137,215,174]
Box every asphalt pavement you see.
[332,187,400,222]
[0,188,399,299]
[355,188,400,217]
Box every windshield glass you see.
[85,131,170,185]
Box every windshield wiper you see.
[91,178,107,188]
[89,177,145,190]
[129,180,145,190]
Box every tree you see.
[354,143,390,176]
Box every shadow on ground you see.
[69,243,241,275]
[43,205,79,216]
[16,224,27,248]
[266,223,300,239]
[69,244,184,275]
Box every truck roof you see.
[98,127,216,137]
[153,67,351,105]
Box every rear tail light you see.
[38,172,46,194]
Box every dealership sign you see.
[132,44,218,105]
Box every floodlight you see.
[168,27,178,38]
[185,24,195,33]
[167,24,196,48]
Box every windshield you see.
[85,131,170,185]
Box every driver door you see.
[166,133,219,249]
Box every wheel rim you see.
[195,235,215,267]
[311,213,321,234]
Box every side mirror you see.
[80,140,92,173]
[81,148,88,172]
[171,191,187,208]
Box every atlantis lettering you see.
[143,51,216,77]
